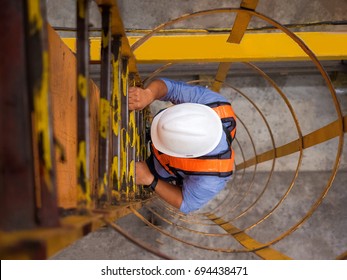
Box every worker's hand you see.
[135,161,155,185]
[128,87,154,111]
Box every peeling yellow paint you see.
[78,74,87,98]
[129,111,136,147]
[102,31,109,48]
[76,141,91,206]
[27,0,43,35]
[33,51,53,191]
[129,159,136,194]
[99,98,110,139]
[136,127,140,158]
[112,55,121,136]
[111,156,120,191]
[98,172,108,198]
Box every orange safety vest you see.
[151,102,236,177]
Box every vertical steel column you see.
[120,58,129,202]
[111,36,122,204]
[97,5,112,208]
[128,74,137,201]
[76,0,91,210]
[135,82,146,199]
[24,0,59,227]
[0,0,36,231]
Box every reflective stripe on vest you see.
[151,103,236,177]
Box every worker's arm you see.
[128,79,168,110]
[135,161,183,209]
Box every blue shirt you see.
[153,78,233,213]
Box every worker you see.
[129,78,236,214]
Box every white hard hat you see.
[151,103,223,158]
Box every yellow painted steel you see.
[76,141,91,205]
[129,111,136,148]
[227,0,259,43]
[27,0,43,34]
[99,98,111,139]
[26,0,54,195]
[32,52,53,191]
[129,159,136,199]
[63,32,347,63]
[98,172,108,201]
[136,127,141,158]
[112,48,121,136]
[120,128,128,199]
[111,41,121,196]
[207,214,292,260]
[236,115,346,170]
[111,155,120,195]
[129,110,136,196]
[95,0,140,83]
[77,74,88,98]
[120,60,129,201]
[212,62,232,92]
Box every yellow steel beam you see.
[236,115,346,170]
[207,214,292,260]
[227,0,259,43]
[63,32,347,63]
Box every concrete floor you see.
[52,170,347,260]
[47,0,347,260]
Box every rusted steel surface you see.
[48,25,78,209]
[24,0,59,227]
[97,5,112,208]
[110,36,122,204]
[128,74,137,200]
[120,58,129,201]
[95,0,140,84]
[0,204,143,259]
[76,0,91,210]
[0,0,37,231]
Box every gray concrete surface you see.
[47,0,347,35]
[51,170,347,260]
[47,0,347,260]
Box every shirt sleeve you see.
[179,175,229,214]
[159,78,229,105]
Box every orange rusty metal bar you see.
[227,0,259,44]
[211,62,232,92]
